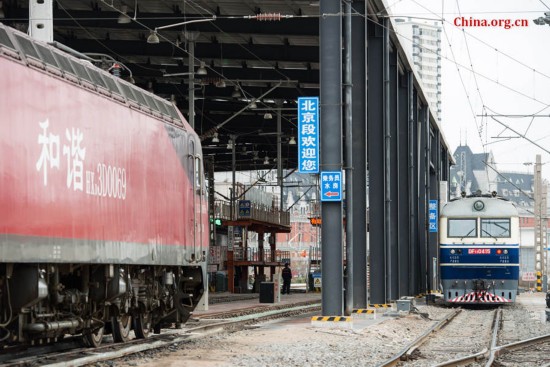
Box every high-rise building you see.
[394,18,442,124]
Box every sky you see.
[387,0,550,180]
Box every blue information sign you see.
[320,171,342,202]
[238,200,251,217]
[297,97,319,173]
[428,199,438,233]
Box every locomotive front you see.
[439,195,520,304]
[0,24,208,347]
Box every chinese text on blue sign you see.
[320,171,342,202]
[297,97,319,173]
[428,199,438,233]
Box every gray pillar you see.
[320,0,343,315]
[351,1,367,309]
[417,105,428,293]
[397,72,410,297]
[367,20,386,304]
[409,81,420,295]
[29,0,53,42]
[388,42,399,301]
[344,0,354,316]
[277,100,283,211]
[383,17,392,302]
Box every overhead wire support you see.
[489,115,550,156]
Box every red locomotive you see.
[0,23,208,347]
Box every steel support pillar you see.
[367,20,386,304]
[428,127,439,292]
[408,76,420,295]
[344,0,354,316]
[397,73,410,297]
[388,42,399,301]
[351,0,367,310]
[417,105,428,293]
[320,0,343,315]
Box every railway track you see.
[0,300,320,367]
[378,305,550,367]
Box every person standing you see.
[281,263,292,295]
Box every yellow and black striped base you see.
[368,303,392,308]
[311,316,351,322]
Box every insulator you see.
[254,12,282,21]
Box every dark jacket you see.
[282,266,292,281]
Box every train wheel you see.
[134,312,151,339]
[111,315,132,343]
[82,326,104,348]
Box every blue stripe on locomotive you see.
[440,245,519,280]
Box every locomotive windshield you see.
[481,218,511,238]
[448,218,477,238]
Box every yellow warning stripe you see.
[311,316,351,322]
[368,304,392,308]
[352,309,375,314]
[416,291,440,298]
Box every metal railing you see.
[214,200,290,227]
[232,247,290,263]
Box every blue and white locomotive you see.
[439,193,520,304]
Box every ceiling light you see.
[196,61,207,75]
[118,5,131,24]
[227,139,234,150]
[249,101,257,109]
[231,85,241,98]
[146,17,216,45]
[212,132,219,143]
[215,79,226,88]
[147,31,160,44]
[263,155,269,165]
[263,112,273,120]
[289,136,296,145]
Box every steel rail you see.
[484,309,502,366]
[2,303,320,367]
[433,308,501,367]
[435,310,550,367]
[376,309,461,367]
[491,332,550,360]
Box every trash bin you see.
[259,282,275,303]
[215,272,227,292]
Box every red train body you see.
[0,23,208,346]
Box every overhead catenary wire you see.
[56,0,550,150]
[409,0,550,83]
[57,0,550,113]
[58,0,301,135]
[454,0,490,183]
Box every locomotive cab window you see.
[481,218,511,238]
[448,218,477,238]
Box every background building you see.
[394,17,442,124]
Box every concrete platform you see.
[192,291,322,318]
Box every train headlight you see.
[450,249,455,254]
[503,249,508,255]
[496,249,502,255]
[473,200,485,211]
